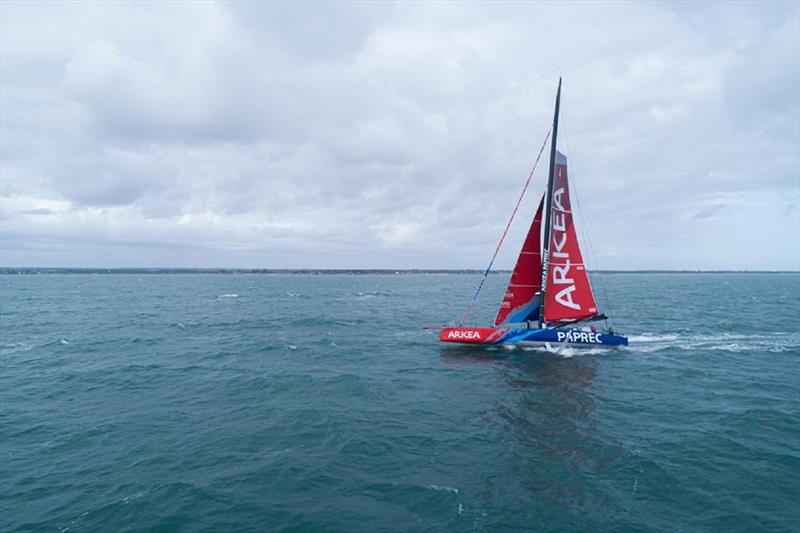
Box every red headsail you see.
[543,152,598,323]
[495,194,545,326]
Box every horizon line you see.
[1,267,798,274]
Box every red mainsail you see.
[543,152,598,323]
[494,194,545,326]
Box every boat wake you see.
[484,342,615,358]
[541,345,614,358]
[628,332,798,354]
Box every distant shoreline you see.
[1,268,798,275]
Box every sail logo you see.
[550,187,580,310]
[557,330,601,343]
[447,329,483,340]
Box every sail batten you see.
[542,152,599,323]
[494,194,545,326]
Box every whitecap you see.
[537,341,613,357]
[628,334,679,342]
[217,294,239,299]
[355,292,376,300]
[122,491,145,504]
[428,484,459,494]
[0,342,34,355]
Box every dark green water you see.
[1,273,798,532]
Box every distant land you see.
[0,268,797,275]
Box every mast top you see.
[538,77,562,327]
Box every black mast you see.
[538,77,561,328]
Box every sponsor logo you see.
[557,330,601,343]
[447,329,483,340]
[550,185,580,310]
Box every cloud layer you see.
[1,1,798,269]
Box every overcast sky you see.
[1,1,798,270]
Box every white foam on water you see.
[546,345,613,358]
[60,339,69,345]
[0,342,34,355]
[217,294,238,299]
[286,345,297,351]
[121,491,145,504]
[628,334,679,343]
[501,344,613,357]
[705,340,797,353]
[625,331,799,354]
[709,342,747,352]
[768,344,798,353]
[58,511,88,533]
[428,484,459,494]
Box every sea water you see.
[1,272,798,532]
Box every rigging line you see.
[459,129,551,326]
[560,110,615,326]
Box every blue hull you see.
[494,327,627,347]
[439,325,627,347]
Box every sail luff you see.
[539,77,562,327]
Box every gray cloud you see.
[1,1,798,269]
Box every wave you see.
[287,316,366,327]
[628,334,679,342]
[39,338,72,349]
[0,341,34,356]
[427,484,459,494]
[217,294,239,299]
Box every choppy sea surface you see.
[1,272,798,532]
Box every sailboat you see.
[439,79,628,348]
